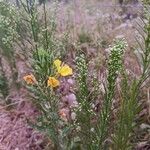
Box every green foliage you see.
[0,76,9,99]
[27,83,61,149]
[33,48,53,80]
[0,63,9,100]
[20,0,39,53]
[76,53,89,102]
[141,5,150,80]
[142,0,150,5]
[112,75,139,150]
[107,40,126,100]
[97,39,126,149]
[75,52,92,149]
[74,52,101,150]
[0,1,19,57]
[112,3,150,149]
[0,1,21,99]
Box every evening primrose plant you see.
[19,1,75,148]
[23,59,73,149]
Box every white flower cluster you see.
[108,39,127,80]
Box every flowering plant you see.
[24,59,72,87]
[23,59,73,149]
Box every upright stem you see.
[43,2,49,51]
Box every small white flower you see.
[71,112,76,120]
[76,126,81,132]
[90,128,94,132]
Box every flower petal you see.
[54,59,61,71]
[47,77,60,87]
[59,65,73,76]
[23,74,36,84]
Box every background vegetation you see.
[0,0,149,149]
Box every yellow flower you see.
[54,59,73,76]
[47,77,60,88]
[23,74,36,85]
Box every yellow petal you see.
[54,59,61,71]
[59,65,73,76]
[47,77,60,87]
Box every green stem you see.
[43,2,49,51]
